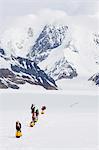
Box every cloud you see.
[37,9,68,26]
[72,0,99,15]
[0,0,99,32]
[0,8,98,39]
[1,0,99,17]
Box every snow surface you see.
[56,76,99,92]
[0,93,98,150]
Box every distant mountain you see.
[93,33,99,46]
[89,33,99,85]
[88,73,99,85]
[0,27,34,57]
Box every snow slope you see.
[0,93,98,150]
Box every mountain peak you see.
[28,24,70,63]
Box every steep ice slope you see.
[39,40,78,81]
[88,33,99,85]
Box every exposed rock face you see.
[28,25,70,63]
[0,49,58,90]
[89,73,99,85]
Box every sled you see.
[41,111,44,114]
[16,131,22,138]
[34,119,38,123]
[30,121,35,127]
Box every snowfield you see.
[0,92,98,150]
[56,76,99,92]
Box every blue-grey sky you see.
[0,0,99,32]
[0,0,99,17]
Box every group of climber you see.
[16,104,46,138]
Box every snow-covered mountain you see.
[28,25,68,62]
[88,73,99,85]
[28,24,77,63]
[0,27,35,57]
[27,24,78,81]
[0,12,99,90]
[44,57,77,81]
[88,33,99,86]
[92,33,99,64]
[0,22,79,90]
[39,40,78,81]
[0,48,57,90]
[93,33,99,46]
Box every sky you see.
[0,0,99,32]
[0,0,99,17]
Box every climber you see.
[16,121,22,138]
[31,104,35,114]
[35,108,39,122]
[41,106,46,114]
